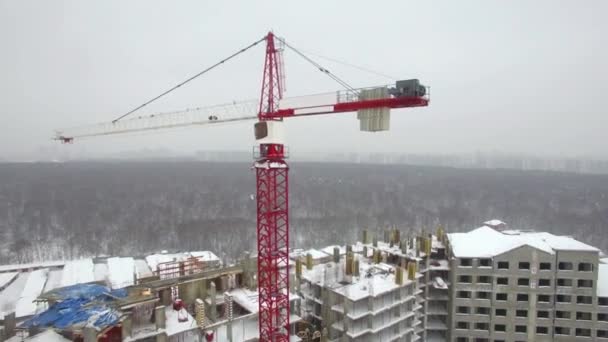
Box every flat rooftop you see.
[301,256,418,302]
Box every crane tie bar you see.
[112,35,267,123]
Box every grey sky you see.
[0,0,606,161]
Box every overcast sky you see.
[0,0,606,161]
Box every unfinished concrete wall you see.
[121,316,132,339]
[2,313,15,339]
[83,327,97,342]
[155,306,166,330]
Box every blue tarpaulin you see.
[20,284,128,330]
[49,283,127,301]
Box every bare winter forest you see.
[1,161,607,265]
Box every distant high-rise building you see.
[446,223,608,342]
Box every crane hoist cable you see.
[112,35,267,123]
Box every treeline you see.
[0,161,607,264]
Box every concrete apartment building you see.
[292,228,453,342]
[296,244,423,342]
[446,220,608,342]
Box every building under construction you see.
[4,220,608,341]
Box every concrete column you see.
[342,299,350,334]
[160,289,172,306]
[155,306,166,330]
[156,332,168,342]
[227,320,233,342]
[294,273,302,315]
[187,282,198,305]
[83,327,97,342]
[333,247,340,263]
[321,327,328,342]
[199,279,208,300]
[208,282,217,321]
[121,316,132,338]
[241,252,251,288]
[178,282,197,306]
[195,298,205,328]
[3,312,15,338]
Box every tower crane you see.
[54,32,429,341]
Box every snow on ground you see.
[165,306,198,337]
[16,269,49,318]
[134,259,153,279]
[107,257,135,289]
[43,270,63,293]
[61,259,94,287]
[94,262,109,282]
[0,272,18,290]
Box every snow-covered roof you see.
[319,243,366,257]
[302,257,417,302]
[484,219,506,226]
[145,251,219,272]
[448,225,599,258]
[0,273,27,320]
[134,259,153,279]
[16,269,49,318]
[189,251,220,262]
[61,259,94,287]
[320,245,346,256]
[289,248,328,261]
[93,263,108,282]
[0,272,18,289]
[107,257,135,289]
[598,264,608,298]
[362,240,424,260]
[0,261,65,273]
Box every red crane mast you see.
[255,32,290,341]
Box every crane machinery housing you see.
[55,31,429,342]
